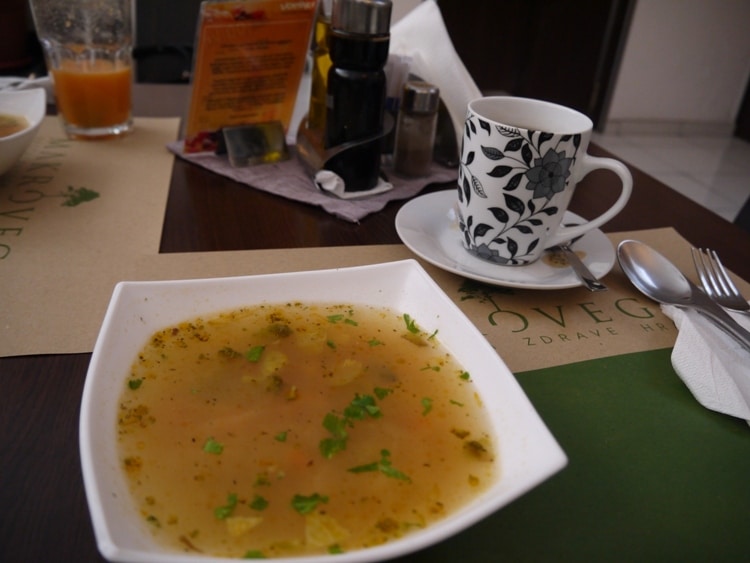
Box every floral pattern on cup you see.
[458,118,582,265]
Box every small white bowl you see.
[81,260,567,563]
[0,88,46,176]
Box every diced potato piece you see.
[328,359,364,386]
[226,515,263,537]
[305,512,350,547]
[261,349,287,377]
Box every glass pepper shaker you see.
[393,81,440,178]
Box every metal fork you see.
[691,247,750,315]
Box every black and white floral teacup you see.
[457,96,632,266]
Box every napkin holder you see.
[295,112,394,183]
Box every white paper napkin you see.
[661,304,750,423]
[390,0,482,149]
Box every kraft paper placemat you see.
[130,228,686,373]
[4,225,748,369]
[0,116,180,357]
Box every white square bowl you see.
[80,259,566,562]
[0,88,46,176]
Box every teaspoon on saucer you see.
[549,243,608,291]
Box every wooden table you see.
[2,127,749,561]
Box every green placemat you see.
[395,349,750,562]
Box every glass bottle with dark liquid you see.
[324,0,392,192]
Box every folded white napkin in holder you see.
[296,113,395,199]
[661,304,750,423]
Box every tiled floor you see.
[591,132,750,223]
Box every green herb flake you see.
[291,493,329,514]
[243,550,266,559]
[203,437,224,455]
[320,413,348,458]
[245,345,265,362]
[459,371,471,381]
[368,338,383,347]
[328,544,344,554]
[344,318,358,326]
[128,378,143,390]
[327,314,345,323]
[374,387,392,400]
[428,329,439,340]
[450,399,464,407]
[275,430,288,442]
[249,495,269,511]
[254,472,271,487]
[348,449,411,482]
[403,313,420,334]
[214,493,238,520]
[326,339,336,350]
[218,346,242,359]
[344,394,381,420]
[421,397,433,415]
[146,514,161,527]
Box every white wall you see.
[606,0,750,134]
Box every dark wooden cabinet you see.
[438,0,635,128]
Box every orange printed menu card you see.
[184,0,316,153]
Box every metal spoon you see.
[617,239,750,351]
[548,224,607,291]
[550,243,608,291]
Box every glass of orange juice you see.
[29,0,133,140]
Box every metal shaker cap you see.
[331,0,392,36]
[402,81,440,114]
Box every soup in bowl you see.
[80,260,566,562]
[0,88,45,176]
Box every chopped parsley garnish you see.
[328,544,344,554]
[128,378,143,390]
[243,550,266,559]
[368,338,383,347]
[326,339,336,349]
[218,346,242,359]
[421,397,433,415]
[319,413,348,458]
[291,493,329,514]
[245,345,265,362]
[214,493,238,519]
[374,387,392,400]
[344,394,381,420]
[326,314,344,323]
[203,437,224,455]
[348,449,411,482]
[319,391,390,458]
[274,430,288,442]
[249,495,269,511]
[403,313,419,334]
[459,371,471,381]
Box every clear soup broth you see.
[0,113,29,138]
[117,302,498,559]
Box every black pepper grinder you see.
[324,0,392,192]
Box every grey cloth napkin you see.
[167,142,457,223]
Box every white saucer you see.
[395,190,615,289]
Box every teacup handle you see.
[545,155,633,248]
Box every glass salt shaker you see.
[393,81,440,177]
